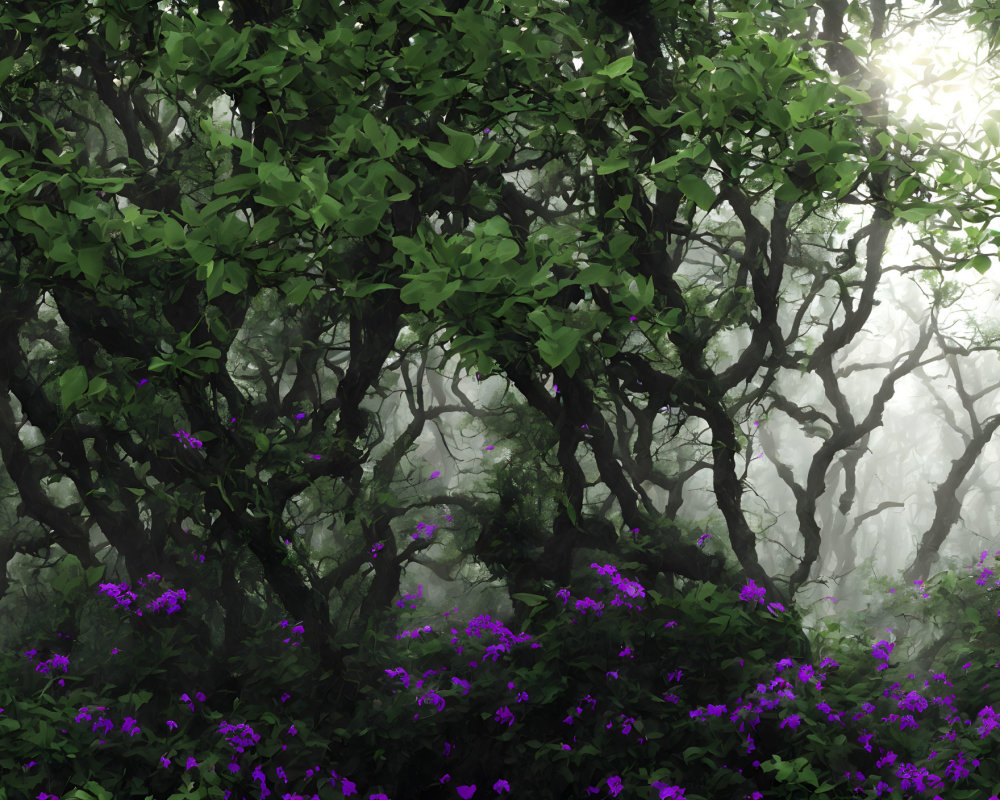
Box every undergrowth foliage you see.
[4,538,1000,799]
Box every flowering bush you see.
[5,542,1000,799]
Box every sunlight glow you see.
[870,18,999,140]
[863,15,1000,294]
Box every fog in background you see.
[375,4,1000,653]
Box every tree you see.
[4,0,1000,717]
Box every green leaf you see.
[963,253,991,274]
[796,128,832,155]
[537,326,585,370]
[87,376,108,398]
[206,259,225,301]
[597,55,633,78]
[629,275,655,307]
[159,218,186,248]
[214,478,235,512]
[257,161,301,204]
[436,122,476,162]
[786,100,811,124]
[181,343,222,360]
[894,205,938,222]
[60,366,88,410]
[342,210,383,237]
[47,237,75,267]
[576,264,615,286]
[677,174,716,211]
[419,122,479,169]
[596,157,629,175]
[691,54,715,72]
[0,56,14,83]
[213,172,259,196]
[250,214,280,245]
[608,234,637,260]
[283,276,315,305]
[422,143,460,168]
[362,112,384,150]
[311,194,344,229]
[400,273,463,312]
[78,247,105,289]
[222,260,249,294]
[343,282,396,298]
[837,85,871,105]
[85,564,106,588]
[984,119,1000,148]
[494,239,519,261]
[775,180,803,202]
[841,39,868,57]
[481,216,513,237]
[510,593,548,607]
